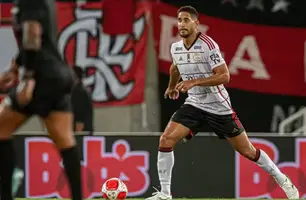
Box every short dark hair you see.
[177,6,199,19]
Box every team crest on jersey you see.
[194,45,201,50]
[193,53,201,62]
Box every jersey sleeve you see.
[203,38,226,70]
[170,44,177,66]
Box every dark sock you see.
[0,139,15,200]
[60,146,83,200]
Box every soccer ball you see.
[101,178,128,200]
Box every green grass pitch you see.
[14,199,290,200]
[16,198,292,200]
[15,199,224,200]
[15,199,243,200]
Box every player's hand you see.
[16,78,35,106]
[0,72,17,89]
[0,58,20,89]
[175,80,196,93]
[10,58,19,73]
[164,87,179,100]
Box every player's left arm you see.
[194,64,230,87]
[176,45,229,92]
[194,44,229,87]
[176,63,229,92]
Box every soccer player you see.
[146,6,299,200]
[0,0,83,199]
[71,66,93,134]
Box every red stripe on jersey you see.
[199,35,213,50]
[217,86,243,128]
[200,34,215,50]
[202,34,215,49]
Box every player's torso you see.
[12,0,66,77]
[171,38,232,115]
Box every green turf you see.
[15,199,245,200]
[16,198,296,200]
[16,198,294,200]
[16,199,214,200]
[14,199,290,200]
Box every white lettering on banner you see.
[229,35,270,79]
[271,105,304,132]
[25,136,150,198]
[159,15,209,62]
[228,35,270,79]
[58,8,145,102]
[159,15,178,62]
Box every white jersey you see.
[170,33,233,115]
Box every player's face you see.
[177,12,198,38]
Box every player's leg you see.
[43,111,82,200]
[208,112,299,199]
[145,121,190,200]
[42,110,82,200]
[159,121,190,192]
[227,131,299,199]
[227,131,285,176]
[0,102,28,200]
[146,104,203,200]
[41,93,82,200]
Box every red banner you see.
[153,3,306,97]
[0,2,149,106]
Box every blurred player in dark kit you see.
[0,0,83,199]
[71,66,93,134]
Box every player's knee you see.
[0,107,25,139]
[50,131,76,150]
[159,133,177,148]
[239,147,257,161]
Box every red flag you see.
[103,0,135,35]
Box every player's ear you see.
[195,20,200,26]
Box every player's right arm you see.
[20,0,44,65]
[168,64,181,89]
[16,3,44,105]
[0,54,21,89]
[165,43,181,99]
[164,64,180,100]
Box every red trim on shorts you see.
[189,130,194,137]
[184,130,194,140]
[199,34,215,50]
[158,147,173,152]
[217,86,242,128]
